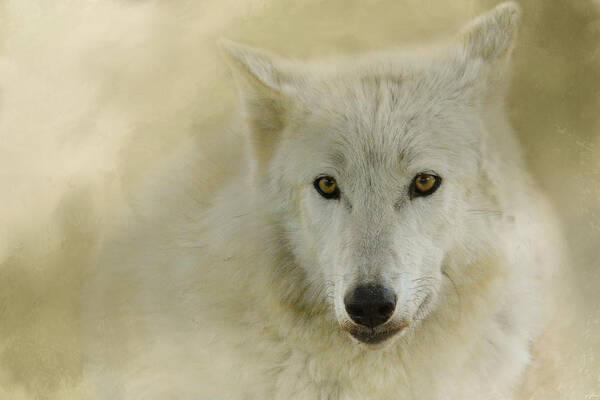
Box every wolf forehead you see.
[296,57,479,123]
[280,65,483,177]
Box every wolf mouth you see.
[347,321,408,345]
[349,329,401,344]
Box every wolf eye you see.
[314,176,340,199]
[411,173,441,198]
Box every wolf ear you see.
[219,40,294,164]
[459,2,520,63]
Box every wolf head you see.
[222,2,520,346]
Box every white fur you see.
[83,3,563,399]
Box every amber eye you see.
[411,173,441,198]
[314,176,340,199]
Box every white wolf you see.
[83,2,563,399]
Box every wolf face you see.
[223,2,519,345]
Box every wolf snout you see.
[344,283,397,328]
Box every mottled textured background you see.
[0,0,598,398]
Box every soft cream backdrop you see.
[0,0,598,398]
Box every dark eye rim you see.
[410,173,442,199]
[313,176,341,199]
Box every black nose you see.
[344,284,397,328]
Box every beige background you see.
[0,0,598,398]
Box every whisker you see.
[467,209,503,217]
